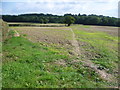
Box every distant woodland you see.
[2,13,119,27]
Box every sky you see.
[1,0,119,17]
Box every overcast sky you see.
[1,0,119,17]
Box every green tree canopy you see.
[64,16,75,26]
[2,13,119,27]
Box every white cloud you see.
[2,0,119,17]
[79,0,118,17]
[2,0,119,3]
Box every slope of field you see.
[2,24,118,88]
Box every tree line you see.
[2,13,119,27]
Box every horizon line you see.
[1,13,118,18]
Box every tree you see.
[100,17,108,26]
[43,18,49,24]
[2,13,118,27]
[78,13,81,16]
[84,16,100,25]
[64,16,75,26]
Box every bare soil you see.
[14,27,72,46]
[84,26,119,36]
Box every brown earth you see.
[88,26,118,36]
[14,27,72,45]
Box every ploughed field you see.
[2,24,118,88]
[14,27,73,44]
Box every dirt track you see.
[69,28,81,56]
